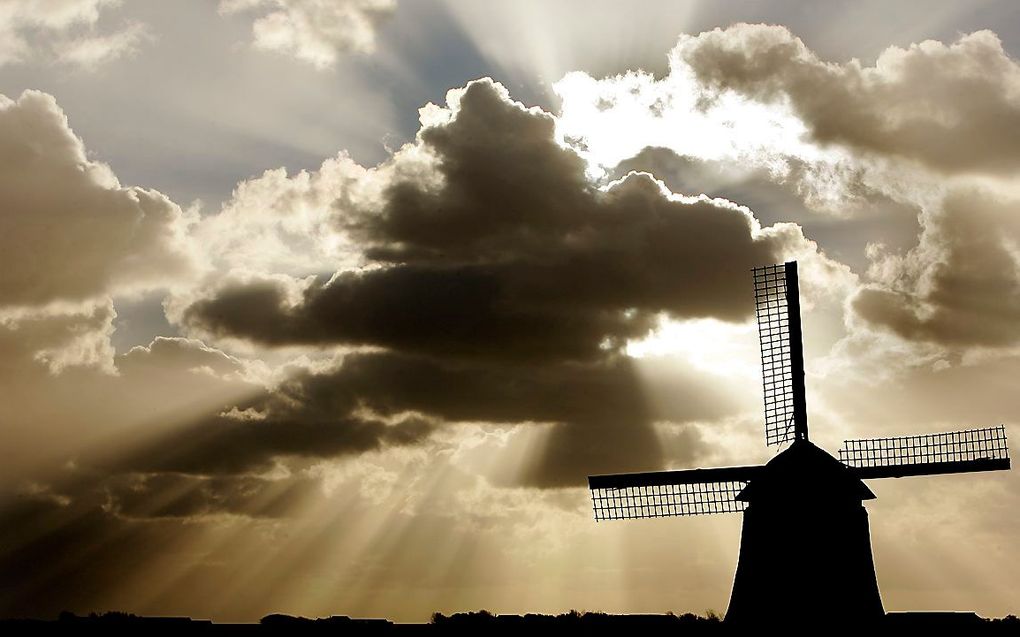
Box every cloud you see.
[180,80,809,365]
[0,333,262,487]
[671,24,1020,176]
[56,20,149,69]
[221,0,396,68]
[608,147,922,274]
[0,300,117,375]
[558,24,1020,354]
[852,185,1020,348]
[193,154,369,276]
[551,60,848,201]
[117,403,434,478]
[0,90,197,308]
[162,78,835,487]
[104,352,440,478]
[0,0,147,67]
[302,351,737,486]
[688,23,1020,351]
[105,343,737,488]
[117,336,252,380]
[102,472,310,520]
[665,26,1020,352]
[0,88,200,405]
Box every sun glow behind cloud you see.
[552,66,845,185]
[626,317,759,380]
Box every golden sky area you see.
[0,0,1019,623]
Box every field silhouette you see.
[2,609,1018,634]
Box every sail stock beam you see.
[851,458,1010,480]
[588,466,762,521]
[840,425,1011,480]
[752,262,808,447]
[784,263,808,442]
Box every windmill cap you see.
[736,438,875,504]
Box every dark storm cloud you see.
[183,80,797,362]
[315,353,666,486]
[99,345,736,489]
[116,394,435,477]
[170,79,805,487]
[326,352,652,425]
[182,265,656,363]
[672,24,1020,175]
[325,352,735,485]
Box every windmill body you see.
[588,261,1011,625]
[727,439,883,624]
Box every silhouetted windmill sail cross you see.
[587,260,1012,625]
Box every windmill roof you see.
[736,438,875,504]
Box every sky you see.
[1,0,1020,623]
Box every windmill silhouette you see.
[588,261,1012,625]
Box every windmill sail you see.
[839,425,1011,479]
[588,466,761,520]
[752,262,808,446]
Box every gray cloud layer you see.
[667,24,1020,350]
[675,25,1020,175]
[0,91,195,307]
[853,185,1020,347]
[221,0,396,67]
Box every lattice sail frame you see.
[590,480,748,520]
[752,263,799,446]
[839,426,1010,474]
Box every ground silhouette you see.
[1,610,1018,634]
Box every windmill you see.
[588,261,1012,625]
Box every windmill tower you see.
[588,261,1012,625]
